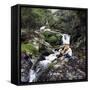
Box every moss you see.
[43,31,52,37]
[21,43,39,56]
[48,36,57,44]
[43,31,62,46]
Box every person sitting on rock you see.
[58,34,72,60]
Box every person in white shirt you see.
[59,34,72,60]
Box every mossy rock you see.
[48,36,57,44]
[21,43,39,56]
[42,31,52,37]
[42,31,62,46]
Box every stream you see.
[29,49,60,82]
[21,29,86,82]
[29,34,72,82]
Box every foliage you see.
[21,8,53,30]
[43,31,52,37]
[48,36,57,44]
[21,43,38,56]
[21,7,87,56]
[43,31,62,45]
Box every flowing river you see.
[29,49,62,82]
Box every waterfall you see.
[29,34,72,82]
[62,34,70,45]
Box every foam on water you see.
[29,69,36,82]
[29,34,72,82]
[29,50,60,82]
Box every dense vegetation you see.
[21,7,87,82]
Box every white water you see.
[62,34,70,45]
[29,34,72,82]
[29,50,60,82]
[29,69,36,82]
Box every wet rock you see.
[21,53,33,82]
[36,55,86,81]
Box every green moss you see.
[21,43,38,56]
[42,31,62,46]
[48,36,57,43]
[43,31,52,37]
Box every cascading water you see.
[29,34,72,82]
[29,50,61,82]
